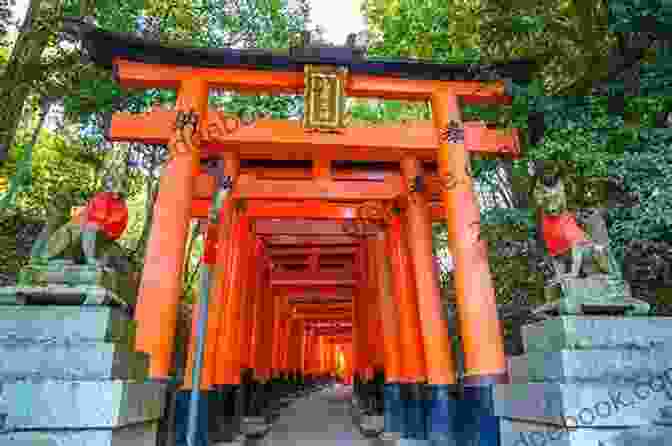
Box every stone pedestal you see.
[536,274,649,317]
[496,316,672,446]
[0,304,166,445]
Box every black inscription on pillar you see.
[439,120,464,144]
[409,175,425,194]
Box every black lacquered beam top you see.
[62,17,536,84]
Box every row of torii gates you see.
[72,19,535,443]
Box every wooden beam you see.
[270,247,357,257]
[256,219,377,236]
[323,336,353,343]
[266,235,360,246]
[292,313,352,320]
[272,279,356,287]
[292,303,353,313]
[233,174,402,201]
[109,111,520,162]
[288,299,353,305]
[271,270,355,287]
[240,200,358,220]
[114,59,512,104]
[192,197,447,221]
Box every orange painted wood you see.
[373,232,403,382]
[347,75,511,104]
[324,336,353,343]
[291,303,352,313]
[265,235,359,246]
[233,174,403,201]
[285,319,299,375]
[192,171,451,201]
[192,197,447,221]
[247,167,312,180]
[114,58,512,104]
[238,228,258,371]
[255,219,378,236]
[134,78,208,379]
[201,199,233,388]
[313,158,332,179]
[204,154,239,387]
[365,237,386,376]
[352,244,366,379]
[270,247,357,257]
[432,90,507,381]
[401,157,457,385]
[302,331,311,374]
[346,344,354,384]
[280,285,353,298]
[216,212,248,384]
[110,112,520,162]
[114,58,304,93]
[278,316,290,374]
[255,281,274,381]
[213,206,238,385]
[272,280,356,287]
[244,200,358,220]
[249,246,268,379]
[271,292,284,377]
[387,215,428,383]
[292,312,352,320]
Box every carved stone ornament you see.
[303,64,348,131]
[439,120,464,144]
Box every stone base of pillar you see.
[174,390,210,446]
[209,384,242,443]
[383,382,404,437]
[425,384,460,445]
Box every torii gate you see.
[68,17,534,444]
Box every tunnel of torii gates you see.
[69,18,535,437]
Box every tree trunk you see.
[0,0,61,164]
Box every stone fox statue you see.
[530,160,650,316]
[532,161,610,281]
[30,150,131,272]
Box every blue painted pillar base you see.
[404,383,426,440]
[457,384,500,446]
[383,382,404,436]
[174,390,210,446]
[425,384,459,445]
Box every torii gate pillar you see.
[134,79,208,379]
[431,89,507,384]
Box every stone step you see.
[493,381,672,428]
[0,285,130,308]
[500,418,669,446]
[0,342,148,381]
[509,346,672,384]
[0,306,134,347]
[0,421,159,445]
[522,316,672,353]
[0,380,166,430]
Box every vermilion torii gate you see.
[68,18,534,444]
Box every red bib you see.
[77,192,129,240]
[542,212,588,257]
